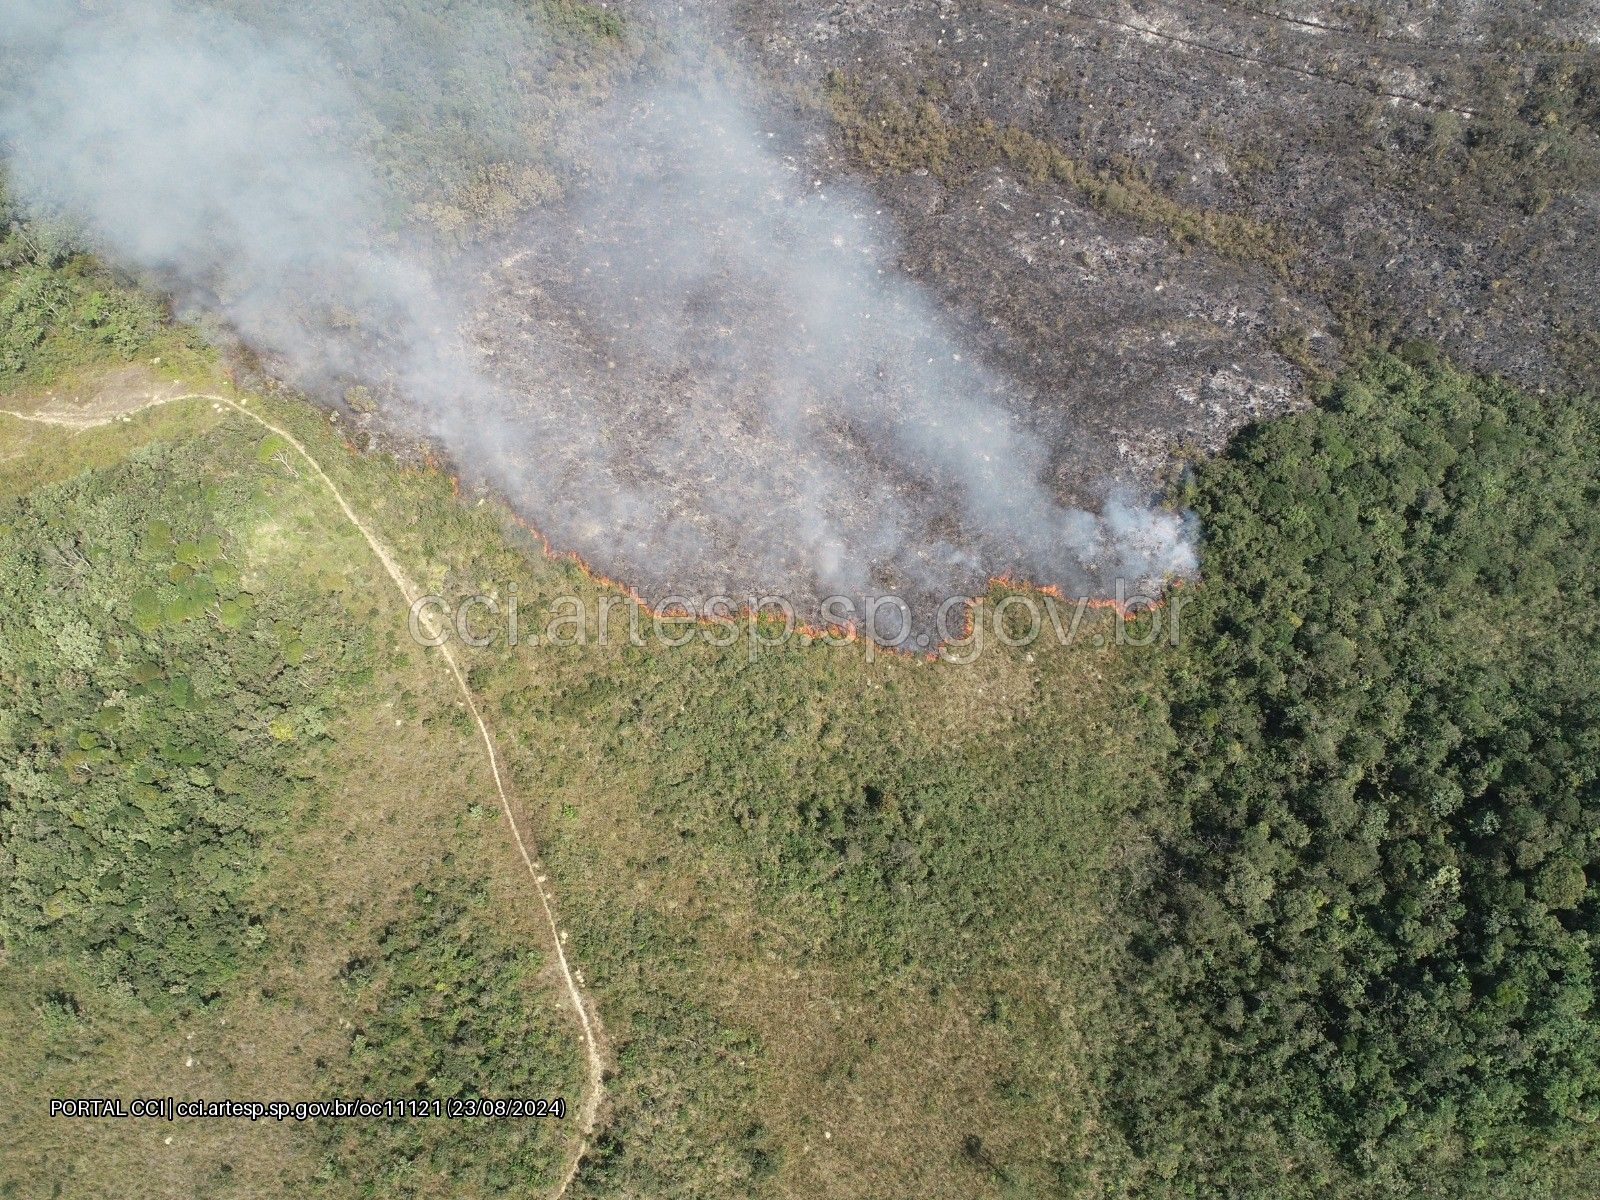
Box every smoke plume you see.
[0,0,1195,643]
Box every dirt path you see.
[1,391,606,1197]
[0,366,193,427]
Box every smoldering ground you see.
[0,0,1195,640]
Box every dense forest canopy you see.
[1113,350,1600,1196]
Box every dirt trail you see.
[1,391,606,1198]
[0,367,193,427]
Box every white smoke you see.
[0,0,1195,638]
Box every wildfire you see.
[932,575,1182,658]
[498,506,863,645]
[387,451,1182,661]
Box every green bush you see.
[0,434,374,1005]
[0,178,175,384]
[313,869,577,1193]
[1109,351,1600,1197]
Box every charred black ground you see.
[730,0,1597,394]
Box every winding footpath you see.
[2,392,606,1198]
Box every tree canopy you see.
[1111,350,1600,1196]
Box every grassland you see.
[0,391,586,1198]
[0,296,1170,1198]
[339,453,1168,1196]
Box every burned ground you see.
[731,0,1599,389]
[337,0,1597,635]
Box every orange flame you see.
[383,451,1184,660]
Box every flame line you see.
[422,465,1184,660]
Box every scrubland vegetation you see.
[0,283,583,1193]
[0,432,373,1004]
[231,341,1596,1197]
[0,181,201,391]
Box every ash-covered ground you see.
[8,1,1592,641]
[451,50,1332,639]
[439,0,1596,640]
[725,0,1599,392]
